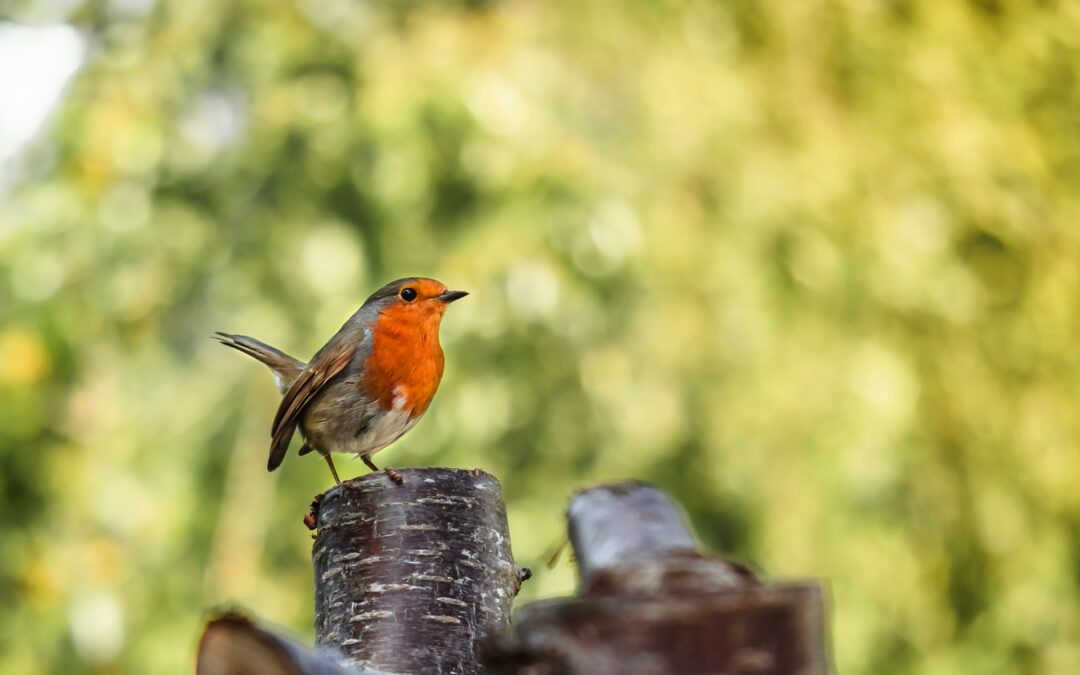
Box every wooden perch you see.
[197,476,829,674]
[484,482,830,675]
[313,468,527,674]
[196,467,527,675]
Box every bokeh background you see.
[2,0,1079,673]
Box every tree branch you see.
[485,481,830,675]
[197,612,382,675]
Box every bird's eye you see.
[400,287,418,302]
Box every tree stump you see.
[313,468,526,674]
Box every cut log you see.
[484,482,831,675]
[313,468,527,674]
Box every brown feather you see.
[267,344,356,471]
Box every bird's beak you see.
[436,290,469,304]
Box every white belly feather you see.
[342,385,420,458]
[354,406,420,458]
[302,383,423,458]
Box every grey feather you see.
[214,332,306,394]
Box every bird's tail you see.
[214,332,305,394]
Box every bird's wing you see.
[267,341,357,471]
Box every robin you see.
[215,277,467,485]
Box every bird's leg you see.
[323,453,342,485]
[362,455,404,485]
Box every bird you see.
[215,277,468,485]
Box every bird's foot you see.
[361,455,403,484]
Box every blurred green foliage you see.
[2,0,1080,673]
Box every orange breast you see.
[361,307,445,416]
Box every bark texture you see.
[489,583,828,675]
[313,468,524,675]
[484,482,831,675]
[197,612,381,675]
